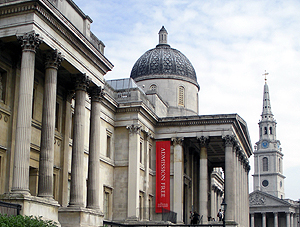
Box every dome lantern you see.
[159,26,168,45]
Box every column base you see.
[0,193,60,226]
[224,220,238,227]
[58,207,103,227]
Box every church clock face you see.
[261,141,269,148]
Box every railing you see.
[103,221,223,227]
[0,201,22,216]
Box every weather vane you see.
[262,70,269,82]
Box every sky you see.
[74,0,300,200]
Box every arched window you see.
[264,127,267,135]
[178,86,184,106]
[263,157,268,171]
[278,158,281,172]
[149,84,157,92]
[269,127,273,135]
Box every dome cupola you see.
[130,26,199,89]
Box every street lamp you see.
[221,198,227,227]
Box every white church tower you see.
[253,73,285,199]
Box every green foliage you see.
[0,214,58,227]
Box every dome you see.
[130,27,199,88]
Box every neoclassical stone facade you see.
[0,1,252,227]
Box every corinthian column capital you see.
[18,31,43,53]
[74,74,90,92]
[44,49,64,69]
[88,86,105,102]
[171,137,183,146]
[126,124,141,134]
[222,135,236,147]
[197,136,210,147]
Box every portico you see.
[155,114,252,226]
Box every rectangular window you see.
[149,147,152,169]
[104,191,109,219]
[140,141,143,164]
[70,113,74,139]
[103,187,112,220]
[53,173,57,201]
[106,135,111,158]
[0,70,7,103]
[55,102,59,131]
[178,86,185,106]
[32,87,36,118]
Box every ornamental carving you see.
[198,136,209,147]
[44,49,64,69]
[88,86,105,102]
[171,137,183,146]
[18,31,43,53]
[74,74,90,92]
[223,135,236,147]
[126,124,141,135]
[249,194,266,205]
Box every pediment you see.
[249,190,290,207]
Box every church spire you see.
[158,26,168,45]
[253,72,285,199]
[261,71,274,121]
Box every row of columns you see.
[223,135,250,227]
[169,135,250,224]
[250,212,298,227]
[10,31,104,210]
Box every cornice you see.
[0,1,113,75]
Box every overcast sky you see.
[74,0,300,200]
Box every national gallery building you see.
[0,1,252,226]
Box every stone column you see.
[287,212,291,227]
[86,86,104,209]
[69,74,90,207]
[38,50,63,198]
[211,186,216,219]
[262,212,266,227]
[223,135,236,222]
[291,213,294,227]
[250,213,254,227]
[126,124,141,219]
[11,32,42,194]
[60,92,73,207]
[172,137,184,223]
[236,148,241,225]
[274,212,278,227]
[144,132,152,220]
[198,136,209,223]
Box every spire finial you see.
[262,70,269,83]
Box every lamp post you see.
[221,198,227,227]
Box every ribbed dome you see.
[130,27,198,87]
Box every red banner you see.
[155,141,170,213]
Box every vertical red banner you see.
[155,141,170,213]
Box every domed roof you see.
[130,27,199,88]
